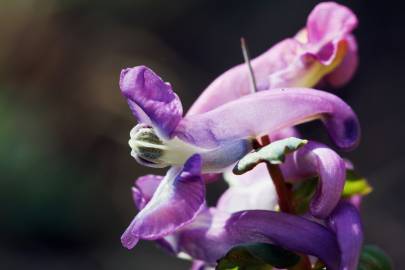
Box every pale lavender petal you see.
[176,88,360,150]
[328,201,363,270]
[119,66,183,138]
[190,260,210,270]
[306,2,357,45]
[200,139,253,172]
[217,164,278,213]
[187,3,358,116]
[177,208,340,269]
[132,175,163,210]
[187,39,300,115]
[347,195,362,210]
[280,141,346,218]
[270,127,300,142]
[121,155,205,249]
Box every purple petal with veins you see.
[176,208,340,270]
[121,155,205,249]
[119,66,183,139]
[176,88,360,150]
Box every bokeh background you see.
[1,0,404,269]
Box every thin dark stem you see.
[259,135,293,213]
[260,135,312,270]
[240,37,258,93]
[266,162,294,213]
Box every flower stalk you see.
[259,135,312,270]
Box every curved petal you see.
[306,2,357,45]
[280,141,346,218]
[325,34,358,88]
[132,174,163,210]
[121,155,205,249]
[187,39,301,115]
[176,88,360,150]
[217,164,278,213]
[270,127,301,142]
[177,208,340,270]
[187,3,358,116]
[328,202,363,270]
[120,66,183,138]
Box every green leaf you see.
[292,178,318,214]
[233,137,308,175]
[342,170,373,198]
[358,245,392,270]
[216,243,300,270]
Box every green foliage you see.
[216,243,300,270]
[342,170,372,197]
[233,137,307,175]
[292,178,318,214]
[358,245,392,270]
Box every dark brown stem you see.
[259,135,311,270]
[266,162,294,213]
[259,135,293,213]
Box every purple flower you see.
[280,141,346,218]
[188,2,358,115]
[119,65,360,251]
[121,66,360,167]
[123,157,363,270]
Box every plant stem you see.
[260,135,311,270]
[240,37,258,93]
[260,135,293,213]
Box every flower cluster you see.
[117,2,390,270]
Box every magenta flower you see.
[188,2,358,116]
[123,157,363,270]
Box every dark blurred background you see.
[0,0,404,269]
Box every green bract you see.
[342,170,372,197]
[358,245,392,270]
[233,137,308,175]
[216,243,300,270]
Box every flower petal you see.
[306,2,357,45]
[120,66,183,138]
[132,175,163,210]
[217,164,278,213]
[280,141,346,218]
[176,88,360,150]
[187,39,301,115]
[121,155,205,249]
[177,208,340,269]
[187,3,358,116]
[325,35,358,88]
[328,202,363,270]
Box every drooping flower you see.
[119,65,360,247]
[279,141,346,218]
[187,2,358,116]
[123,156,363,270]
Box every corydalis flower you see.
[124,158,363,270]
[188,2,358,115]
[119,65,360,250]
[121,66,359,168]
